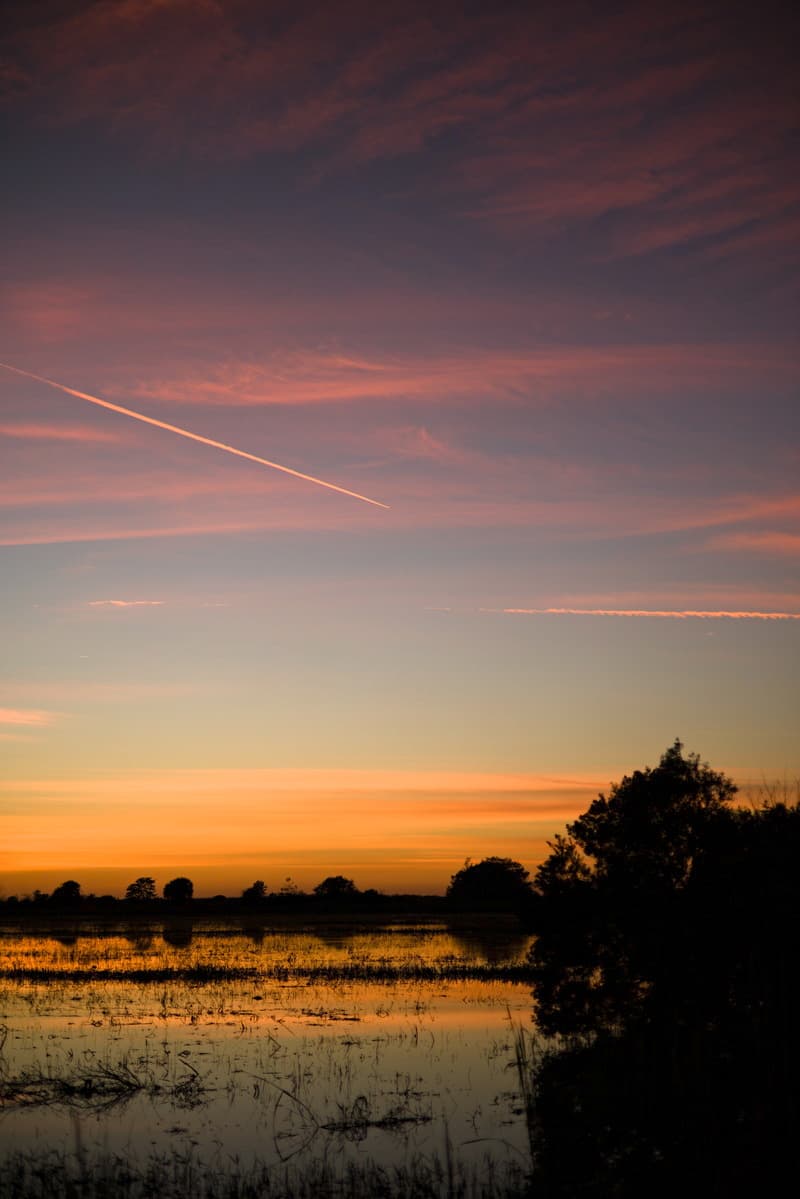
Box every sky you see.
[1,0,798,896]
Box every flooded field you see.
[0,923,537,1197]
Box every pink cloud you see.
[126,343,797,407]
[489,608,800,621]
[538,586,800,614]
[5,284,98,342]
[709,532,800,556]
[0,363,389,510]
[4,0,794,271]
[0,708,61,727]
[87,599,165,608]
[0,423,120,443]
[0,458,798,544]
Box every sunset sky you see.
[1,0,798,896]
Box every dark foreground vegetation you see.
[0,856,533,923]
[0,1151,530,1199]
[525,741,799,1197]
[1,741,796,1198]
[0,880,451,919]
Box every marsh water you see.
[0,922,536,1193]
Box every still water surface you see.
[0,924,535,1185]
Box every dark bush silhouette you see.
[125,876,156,902]
[49,880,82,907]
[241,880,267,906]
[163,876,193,903]
[446,856,532,912]
[313,876,359,902]
[526,742,800,1196]
[529,739,737,1035]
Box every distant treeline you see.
[0,857,539,918]
[0,881,446,918]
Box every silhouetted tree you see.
[163,876,193,903]
[50,880,82,906]
[125,876,156,902]
[314,875,358,900]
[241,879,267,905]
[446,856,532,912]
[526,742,800,1196]
[529,739,737,1034]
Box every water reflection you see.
[161,922,194,949]
[0,925,534,1190]
[446,925,530,965]
[123,930,154,952]
[50,933,77,947]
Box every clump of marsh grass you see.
[320,1092,433,1140]
[246,1068,434,1164]
[0,1146,531,1199]
[0,1054,211,1112]
[505,1007,548,1165]
[0,965,259,984]
[0,962,532,985]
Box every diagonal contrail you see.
[0,361,389,509]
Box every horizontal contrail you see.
[88,599,164,608]
[493,607,800,620]
[0,362,389,509]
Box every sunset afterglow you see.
[2,0,797,897]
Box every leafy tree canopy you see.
[163,876,194,902]
[568,738,736,892]
[125,876,156,902]
[313,875,359,899]
[446,856,532,912]
[50,880,82,905]
[529,740,739,1035]
[241,880,268,904]
[526,744,799,1193]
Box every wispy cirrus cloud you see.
[0,766,608,883]
[87,599,165,608]
[0,465,798,545]
[0,682,199,703]
[0,423,120,443]
[0,362,390,509]
[708,532,800,556]
[3,0,795,303]
[0,708,61,727]
[126,343,797,407]
[0,767,606,798]
[4,1,796,269]
[484,608,800,621]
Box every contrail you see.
[0,362,389,509]
[494,607,800,620]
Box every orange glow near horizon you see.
[0,768,609,895]
[0,767,784,897]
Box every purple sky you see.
[1,0,798,894]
